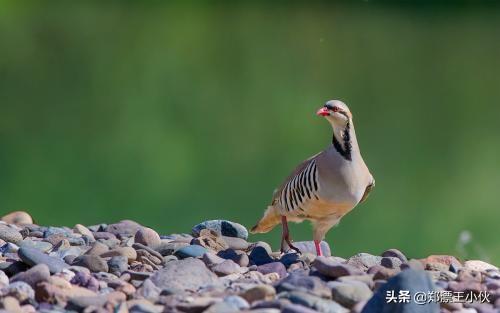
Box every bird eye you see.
[332,106,339,112]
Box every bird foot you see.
[280,238,301,255]
[280,215,301,254]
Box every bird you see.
[250,100,374,256]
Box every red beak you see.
[316,107,330,116]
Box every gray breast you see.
[316,150,369,206]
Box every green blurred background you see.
[1,1,499,263]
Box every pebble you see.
[134,227,161,248]
[212,259,242,276]
[328,281,373,308]
[420,255,462,269]
[67,295,108,311]
[257,262,287,279]
[71,271,99,291]
[292,241,331,257]
[0,296,23,313]
[18,247,69,274]
[464,260,498,273]
[74,224,95,241]
[223,295,250,310]
[0,271,9,288]
[241,285,276,303]
[279,291,348,313]
[250,246,274,265]
[218,248,250,267]
[346,253,383,271]
[1,211,33,225]
[222,235,249,250]
[0,225,23,244]
[174,244,208,259]
[313,256,363,278]
[369,265,399,280]
[108,256,129,275]
[93,231,116,240]
[381,248,408,263]
[282,303,320,313]
[202,252,226,266]
[1,281,35,302]
[0,242,19,254]
[192,219,248,239]
[10,264,50,287]
[101,246,137,262]
[149,258,218,290]
[276,271,331,298]
[85,241,110,255]
[129,300,163,313]
[72,255,109,273]
[155,241,189,256]
[0,217,498,313]
[19,238,53,252]
[362,269,438,313]
[380,256,403,269]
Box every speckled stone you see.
[192,220,248,240]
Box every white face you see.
[317,100,351,125]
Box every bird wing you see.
[272,152,322,213]
[359,176,375,204]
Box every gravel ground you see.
[0,211,498,313]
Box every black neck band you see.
[332,121,352,161]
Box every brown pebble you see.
[1,211,33,225]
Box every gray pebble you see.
[174,245,207,259]
[18,247,69,274]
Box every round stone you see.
[105,220,142,236]
[328,281,373,308]
[381,248,408,263]
[74,224,95,241]
[72,255,109,273]
[85,241,109,256]
[241,285,276,303]
[192,220,248,240]
[10,264,50,287]
[0,225,23,244]
[212,259,242,276]
[100,247,137,263]
[313,256,363,279]
[257,262,287,279]
[134,227,161,248]
[1,211,33,225]
[174,245,208,259]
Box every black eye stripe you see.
[325,104,342,113]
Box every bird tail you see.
[250,205,281,234]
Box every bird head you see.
[316,100,352,126]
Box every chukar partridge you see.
[251,100,374,256]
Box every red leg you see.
[314,240,323,256]
[280,216,301,254]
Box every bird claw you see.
[288,245,302,255]
[280,240,302,255]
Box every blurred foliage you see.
[0,1,499,263]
